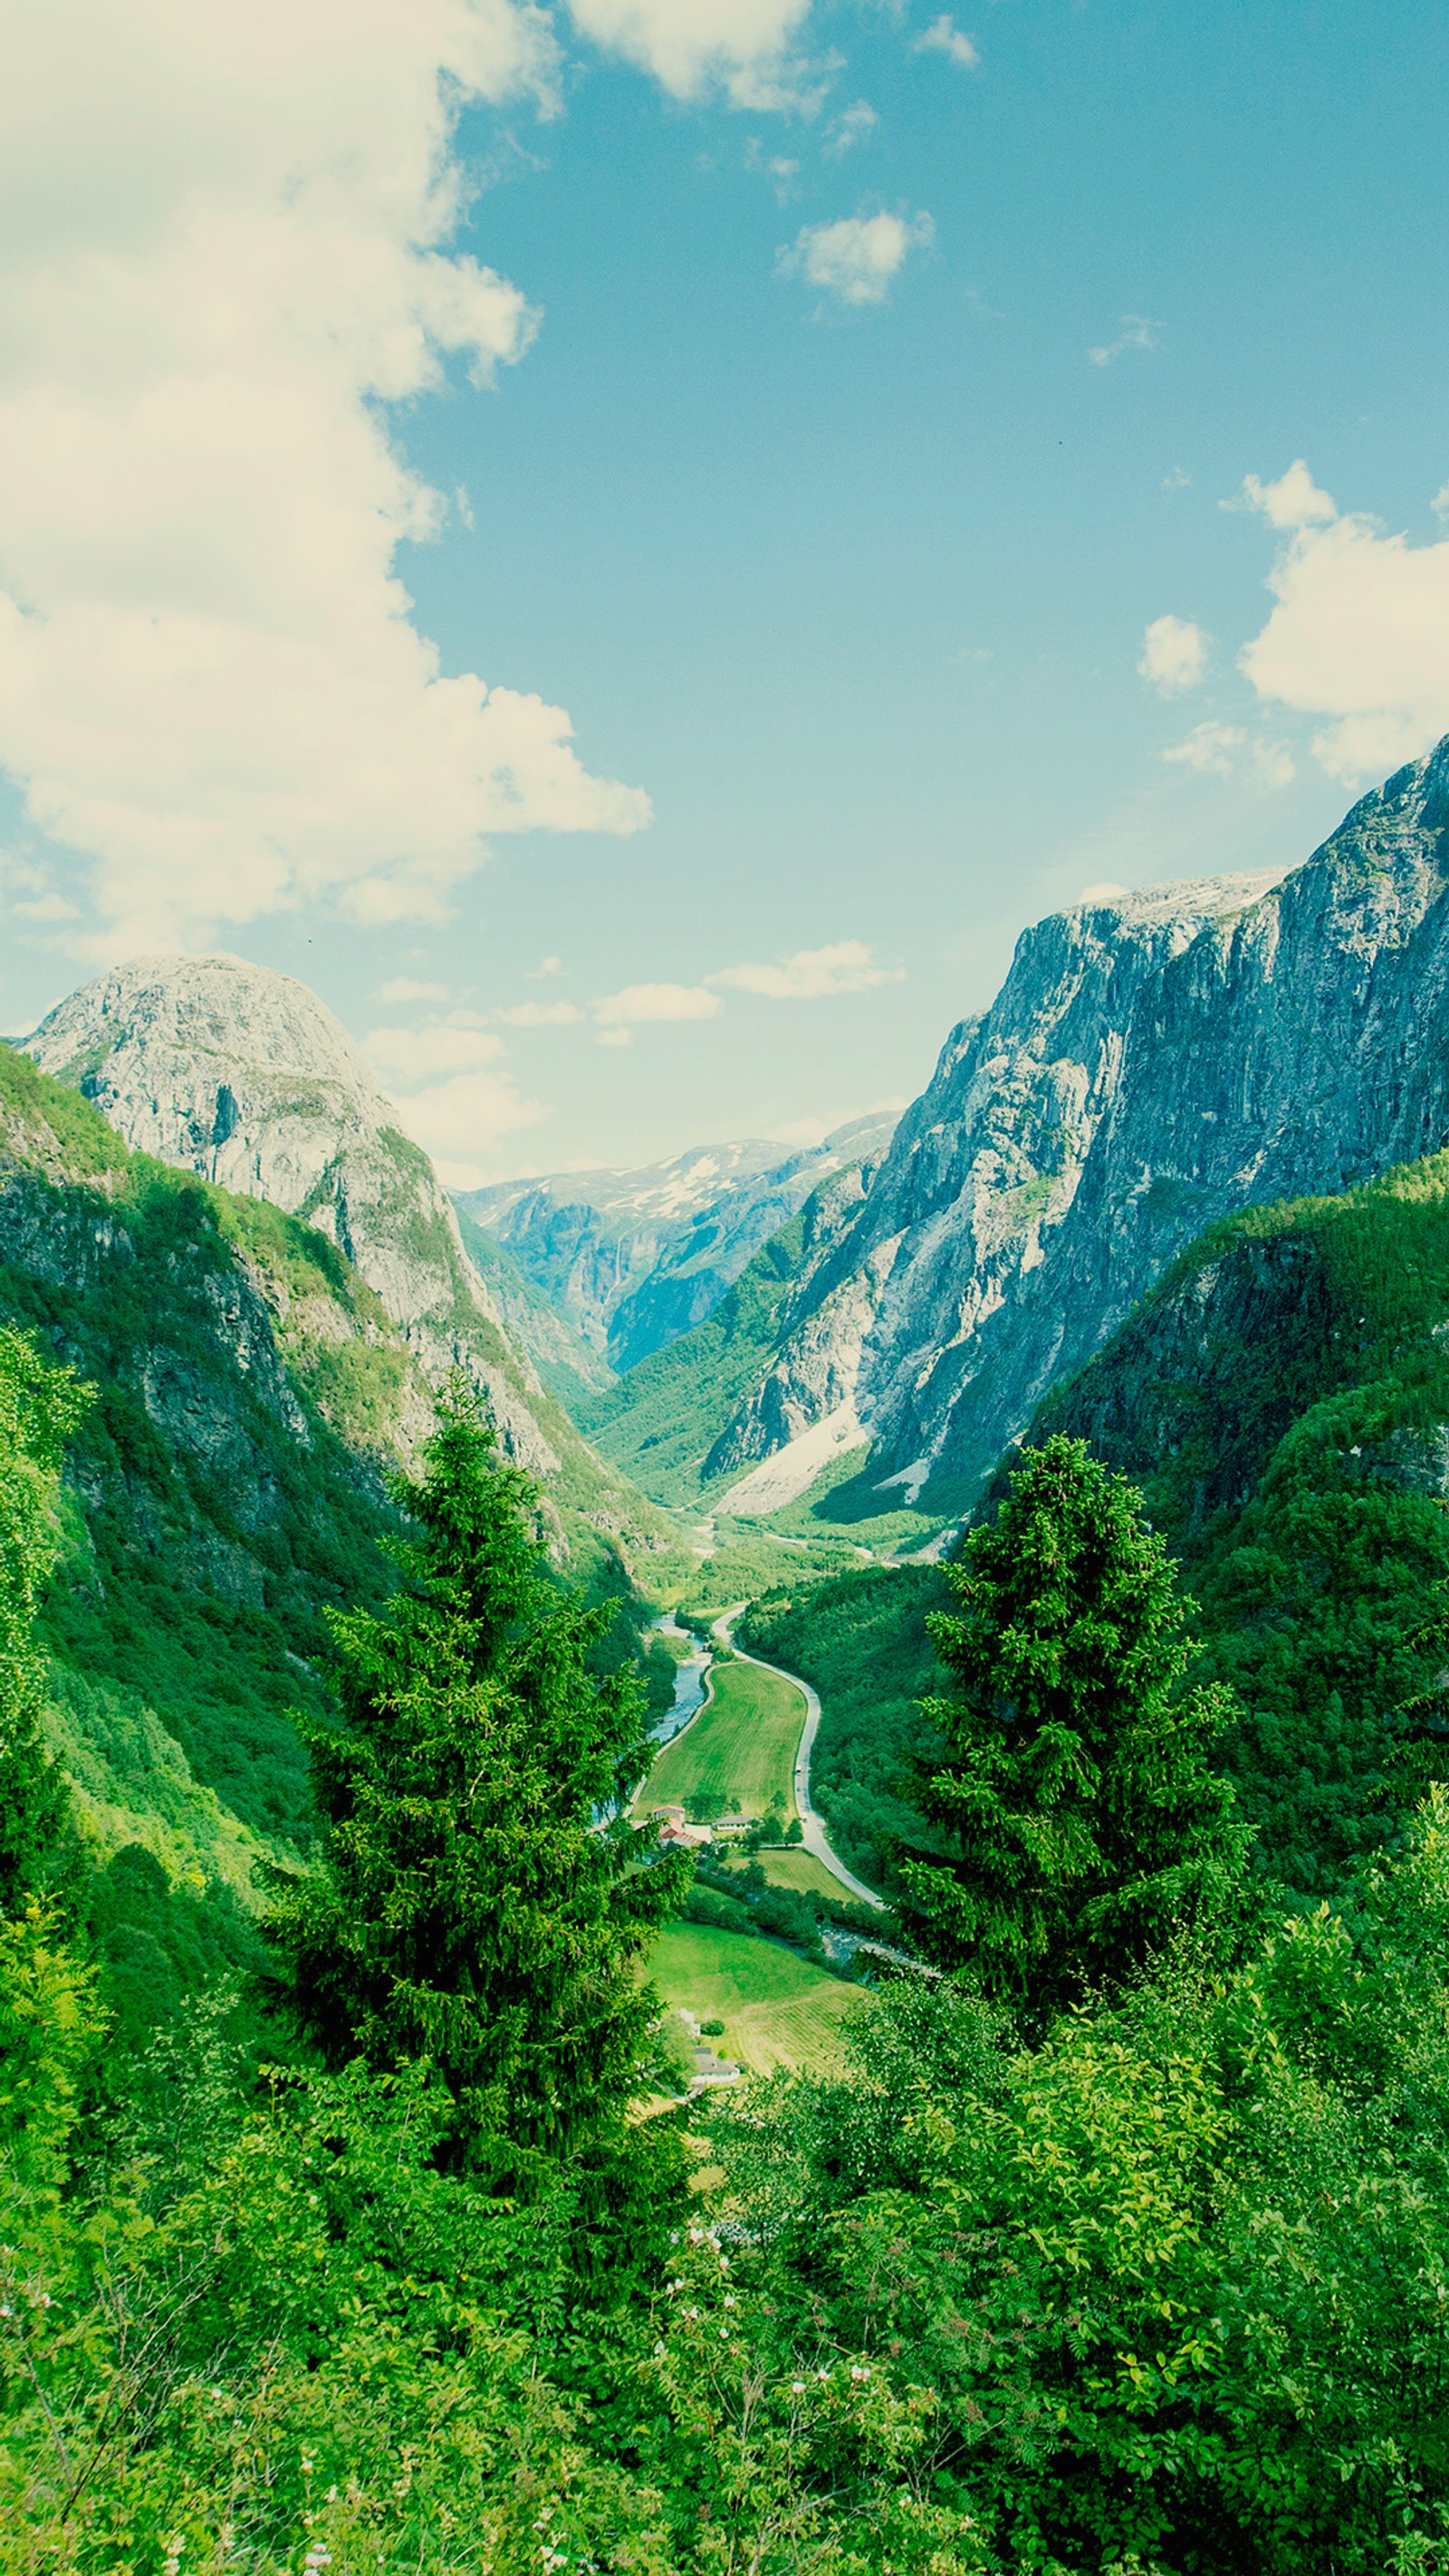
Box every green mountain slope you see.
[0,1042,679,1860]
[576,1192,839,1507]
[748,1149,1449,1905]
[1033,1148,1449,1897]
[453,1204,617,1417]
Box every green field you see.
[648,1921,868,2078]
[749,1847,855,1900]
[636,1658,804,1821]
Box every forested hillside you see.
[751,1144,1449,1906]
[0,1040,677,2045]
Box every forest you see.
[10,1304,1449,2576]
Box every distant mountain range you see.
[24,734,1449,1592]
[456,1115,897,1374]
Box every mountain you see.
[0,1034,420,1853]
[24,954,685,1583]
[573,1153,888,1512]
[456,1112,897,1372]
[615,740,1449,1531]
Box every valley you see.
[12,739,1449,2571]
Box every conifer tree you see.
[266,1380,691,2208]
[898,1434,1244,2017]
[0,1327,91,1913]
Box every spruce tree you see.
[0,1327,91,1913]
[265,1381,692,2208]
[898,1434,1244,2017]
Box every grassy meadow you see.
[648,1920,868,2078]
[635,1657,803,1821]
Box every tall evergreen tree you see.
[0,1327,91,1914]
[265,1381,691,2210]
[898,1434,1245,2017]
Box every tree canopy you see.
[0,1326,91,1913]
[897,1433,1246,2014]
[265,1383,692,2206]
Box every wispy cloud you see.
[1089,314,1162,367]
[494,999,585,1027]
[1161,721,1244,777]
[591,982,723,1047]
[911,15,979,69]
[709,938,902,997]
[378,977,450,1005]
[823,101,878,156]
[780,207,935,307]
[365,1024,506,1081]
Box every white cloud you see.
[824,101,878,156]
[566,0,819,106]
[0,0,648,954]
[1162,466,1191,494]
[911,15,979,69]
[365,1023,505,1081]
[1089,314,1161,368]
[494,998,585,1026]
[591,981,723,1044]
[1434,482,1449,524]
[1079,879,1127,904]
[710,937,902,998]
[1137,614,1208,697]
[378,976,450,1004]
[744,140,802,202]
[1233,458,1336,530]
[1161,722,1244,776]
[388,1068,545,1188]
[0,853,80,925]
[1235,463,1449,782]
[779,208,935,307]
[529,954,564,977]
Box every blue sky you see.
[3,1,1448,1180]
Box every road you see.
[712,1609,886,1911]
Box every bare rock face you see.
[25,952,563,1472]
[704,737,1449,1514]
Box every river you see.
[648,1611,711,1745]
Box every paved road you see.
[713,1609,886,1911]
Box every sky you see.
[3,0,1448,1186]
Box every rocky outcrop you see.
[24,953,566,1466]
[24,955,686,1579]
[459,1112,897,1370]
[692,739,1449,1516]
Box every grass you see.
[634,1658,804,1822]
[746,1848,858,1901]
[648,1921,868,2079]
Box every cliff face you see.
[686,738,1449,1517]
[460,1113,897,1372]
[24,956,684,1577]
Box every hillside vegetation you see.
[0,1042,681,2043]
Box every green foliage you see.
[576,1201,819,1506]
[1037,1145,1449,1901]
[898,1436,1245,2015]
[705,1788,1449,2573]
[0,1328,91,1909]
[742,1564,951,1889]
[266,1385,693,2217]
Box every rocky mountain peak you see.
[658,738,1449,1525]
[25,950,564,1473]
